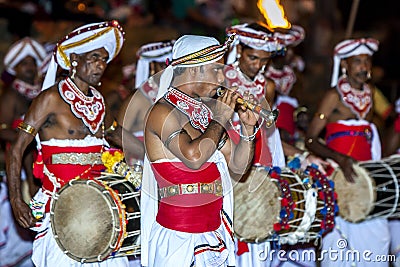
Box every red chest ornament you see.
[224,65,266,100]
[13,79,41,99]
[266,65,296,96]
[59,78,105,134]
[337,76,372,119]
[164,87,213,133]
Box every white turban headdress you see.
[331,38,379,87]
[157,34,235,101]
[3,37,47,76]
[135,40,175,88]
[225,23,286,64]
[273,25,305,48]
[42,20,125,90]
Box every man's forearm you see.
[6,148,23,202]
[230,123,255,175]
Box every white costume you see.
[141,35,236,267]
[320,38,391,267]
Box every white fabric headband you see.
[157,34,234,102]
[331,38,379,87]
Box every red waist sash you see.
[325,123,372,161]
[40,145,105,192]
[152,161,223,233]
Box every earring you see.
[233,53,241,67]
[97,82,102,87]
[341,67,347,77]
[71,61,78,79]
[260,65,266,73]
[367,71,371,80]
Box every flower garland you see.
[101,149,142,190]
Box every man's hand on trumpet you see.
[236,90,260,131]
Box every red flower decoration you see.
[273,223,282,232]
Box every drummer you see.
[225,22,327,267]
[305,38,391,266]
[6,20,144,266]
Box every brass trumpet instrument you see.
[216,87,279,128]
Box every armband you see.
[17,121,36,136]
[164,129,187,148]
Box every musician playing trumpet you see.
[141,34,259,266]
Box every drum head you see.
[233,167,280,242]
[332,165,376,223]
[51,180,119,262]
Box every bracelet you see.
[217,134,229,150]
[229,118,264,142]
[105,120,118,133]
[17,121,36,136]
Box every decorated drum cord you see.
[303,164,338,239]
[268,165,318,245]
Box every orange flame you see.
[257,0,291,30]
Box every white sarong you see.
[141,150,235,267]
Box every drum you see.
[331,154,400,223]
[50,175,141,262]
[233,166,324,244]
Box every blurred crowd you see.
[0,0,399,109]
